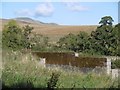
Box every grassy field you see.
[2,50,119,89]
[0,19,97,42]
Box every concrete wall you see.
[32,52,119,78]
[39,58,46,68]
[104,56,120,61]
[106,58,111,75]
[111,69,119,79]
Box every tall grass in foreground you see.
[2,51,119,88]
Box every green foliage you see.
[30,33,49,51]
[2,20,23,50]
[113,23,120,56]
[58,33,77,51]
[90,16,118,56]
[3,16,119,56]
[57,16,119,56]
[2,20,51,52]
[99,16,114,26]
[58,32,90,52]
[47,72,60,89]
[22,25,34,49]
[76,32,90,52]
[111,59,120,69]
[90,26,114,55]
[2,20,34,51]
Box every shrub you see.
[47,72,60,89]
[2,20,33,51]
[111,59,120,69]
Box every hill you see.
[0,17,97,43]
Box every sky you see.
[1,1,119,25]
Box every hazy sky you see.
[1,1,118,25]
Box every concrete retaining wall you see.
[32,52,119,78]
[32,52,107,68]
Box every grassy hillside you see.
[0,19,97,42]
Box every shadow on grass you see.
[2,81,45,90]
[2,79,119,89]
[2,80,34,89]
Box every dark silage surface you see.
[32,52,107,68]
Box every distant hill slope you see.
[0,17,97,43]
[14,17,58,25]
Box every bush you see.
[111,59,120,69]
[30,34,49,51]
[47,72,60,89]
[2,20,33,51]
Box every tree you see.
[2,20,34,51]
[99,16,114,26]
[58,33,77,51]
[58,32,90,52]
[57,16,119,56]
[2,20,23,50]
[113,23,120,56]
[76,32,90,52]
[30,33,49,51]
[22,25,33,49]
[90,16,119,55]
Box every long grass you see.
[2,50,119,88]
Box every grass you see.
[2,50,119,88]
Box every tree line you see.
[58,16,120,56]
[2,16,120,56]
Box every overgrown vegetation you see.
[111,59,120,69]
[2,51,119,88]
[47,72,60,89]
